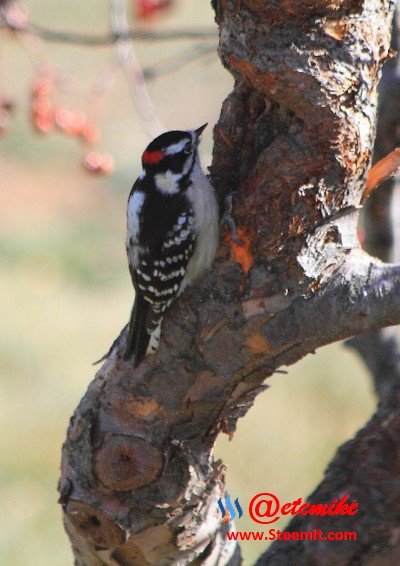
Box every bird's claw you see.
[222,193,245,246]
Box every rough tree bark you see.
[59,1,400,564]
[258,13,400,562]
[345,5,400,402]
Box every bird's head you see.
[141,124,207,194]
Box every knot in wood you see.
[94,435,163,491]
[65,500,125,549]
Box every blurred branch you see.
[143,43,216,81]
[109,0,164,137]
[0,20,217,45]
[88,61,119,106]
[257,385,400,565]
[346,329,400,399]
[0,0,217,141]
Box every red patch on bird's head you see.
[142,149,164,165]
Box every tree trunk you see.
[59,1,400,564]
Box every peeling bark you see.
[59,1,399,564]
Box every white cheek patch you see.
[164,139,189,155]
[155,171,180,194]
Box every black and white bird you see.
[125,124,219,367]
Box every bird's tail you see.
[124,294,151,367]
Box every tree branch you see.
[256,384,400,565]
[346,329,400,398]
[108,0,164,137]
[364,4,400,262]
[0,21,217,46]
[257,4,400,563]
[59,1,398,564]
[143,44,217,82]
[346,4,400,402]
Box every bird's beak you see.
[195,123,208,138]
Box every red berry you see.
[33,113,55,134]
[81,123,101,146]
[32,76,53,98]
[5,2,29,29]
[99,153,114,175]
[33,97,52,114]
[83,151,114,175]
[54,107,74,131]
[66,110,87,136]
[136,0,173,19]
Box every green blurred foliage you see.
[0,1,375,564]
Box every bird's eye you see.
[184,143,192,154]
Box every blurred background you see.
[0,1,376,564]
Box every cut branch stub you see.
[65,500,126,550]
[94,435,163,491]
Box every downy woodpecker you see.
[125,124,219,366]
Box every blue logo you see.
[218,495,243,521]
